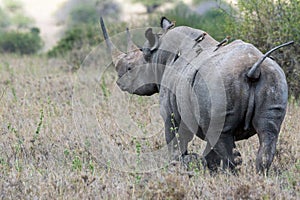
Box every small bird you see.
[195,32,207,42]
[171,20,176,27]
[214,36,231,52]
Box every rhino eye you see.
[127,65,133,71]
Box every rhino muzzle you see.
[116,78,158,96]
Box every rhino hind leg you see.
[252,108,284,174]
[182,153,201,171]
[203,148,221,173]
[255,130,278,175]
[203,134,237,173]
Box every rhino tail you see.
[246,41,294,80]
[245,41,294,130]
[244,85,255,130]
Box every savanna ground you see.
[0,54,299,199]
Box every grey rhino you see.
[100,17,292,174]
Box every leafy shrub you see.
[0,1,40,55]
[225,0,300,100]
[0,28,43,54]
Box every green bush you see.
[0,28,43,54]
[225,0,300,100]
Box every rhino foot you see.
[182,153,202,171]
[233,148,243,166]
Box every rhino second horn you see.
[100,17,126,65]
[126,28,139,53]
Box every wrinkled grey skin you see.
[100,17,288,174]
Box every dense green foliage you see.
[0,0,42,54]
[225,0,300,99]
[0,29,43,54]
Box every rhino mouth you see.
[116,80,158,96]
[116,81,130,92]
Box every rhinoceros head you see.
[100,17,174,96]
[142,17,174,62]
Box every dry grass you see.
[0,55,299,199]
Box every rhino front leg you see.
[256,131,278,175]
[164,116,194,160]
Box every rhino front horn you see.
[126,28,139,53]
[100,17,125,65]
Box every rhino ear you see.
[145,28,159,51]
[160,17,174,31]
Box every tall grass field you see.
[0,55,299,199]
